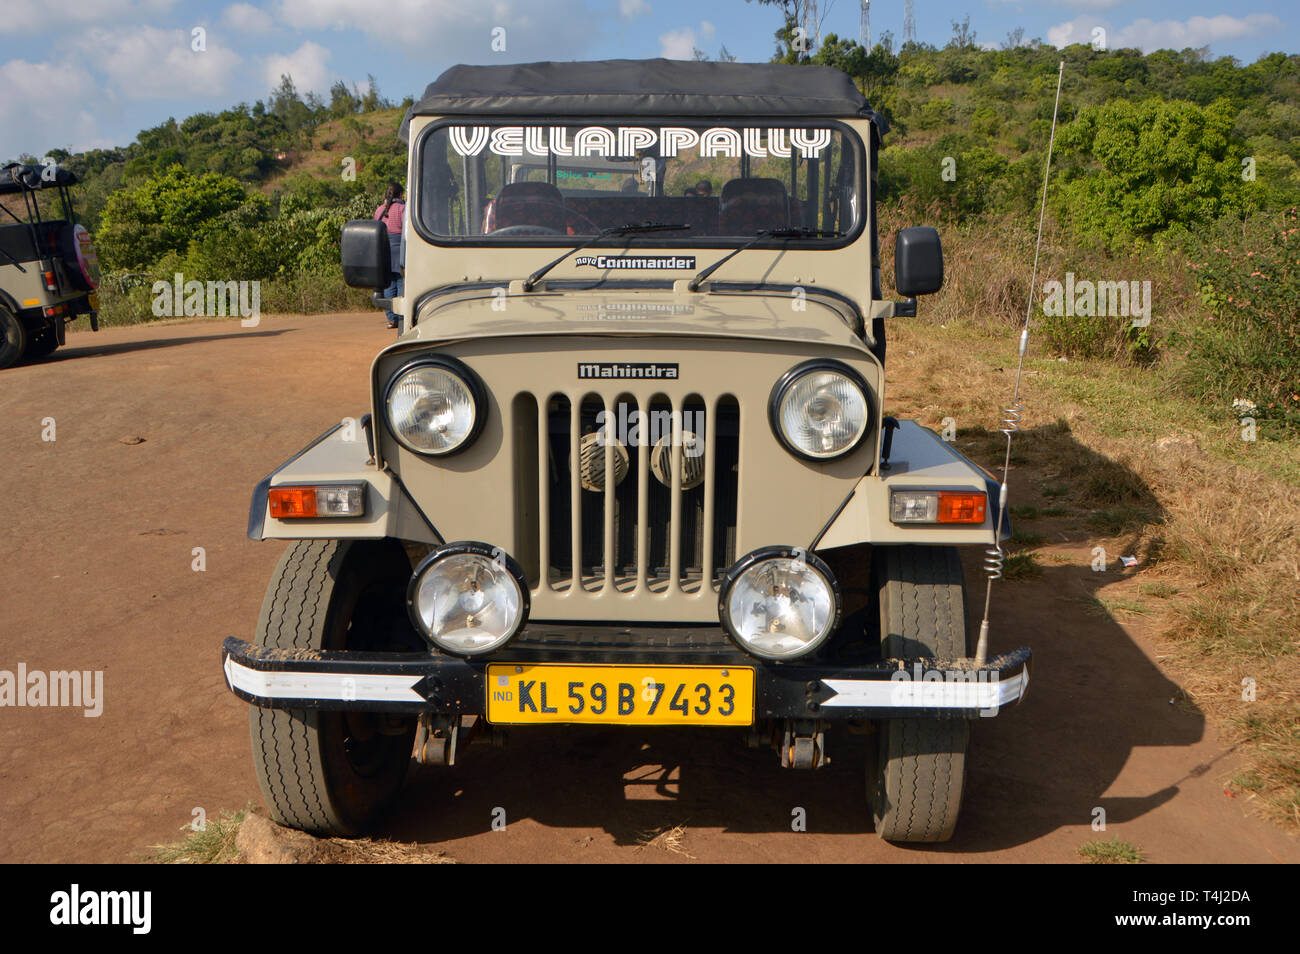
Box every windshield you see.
[417,120,863,244]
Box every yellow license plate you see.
[486,664,754,726]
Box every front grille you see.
[514,391,740,599]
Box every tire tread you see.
[871,545,970,843]
[248,540,347,834]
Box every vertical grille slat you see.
[569,397,581,590]
[667,408,682,594]
[699,397,718,591]
[602,394,615,590]
[536,397,550,590]
[635,411,649,591]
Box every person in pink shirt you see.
[373,182,405,328]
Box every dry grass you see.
[888,306,1300,831]
[309,838,456,865]
[149,808,248,864]
[148,809,455,864]
[635,824,695,859]
[1078,838,1146,864]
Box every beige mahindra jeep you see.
[222,59,1031,843]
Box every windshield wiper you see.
[524,221,691,291]
[687,228,843,291]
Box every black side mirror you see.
[341,220,391,290]
[895,226,944,297]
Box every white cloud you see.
[1049,12,1284,53]
[659,27,698,60]
[1114,14,1283,52]
[223,2,275,34]
[0,59,104,157]
[271,0,593,59]
[619,0,650,17]
[0,0,177,35]
[659,21,715,59]
[73,26,243,99]
[264,41,333,95]
[993,0,1123,8]
[1047,15,1106,48]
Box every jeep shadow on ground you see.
[20,326,290,365]
[382,420,1202,852]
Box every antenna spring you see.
[984,544,1005,581]
[999,402,1023,438]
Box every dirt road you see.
[1,314,1295,863]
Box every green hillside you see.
[8,43,1297,427]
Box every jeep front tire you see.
[869,545,970,843]
[249,538,419,836]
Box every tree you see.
[361,74,384,112]
[948,16,977,50]
[746,0,819,63]
[96,165,261,270]
[1055,97,1256,245]
[329,80,360,118]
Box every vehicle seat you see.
[719,177,790,234]
[484,181,566,232]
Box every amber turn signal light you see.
[268,484,365,519]
[937,491,986,524]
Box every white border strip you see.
[223,655,425,703]
[822,669,1028,709]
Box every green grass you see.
[1078,838,1146,864]
[899,318,1300,488]
[1011,528,1045,546]
[1098,597,1152,618]
[1002,552,1042,581]
[893,297,1300,834]
[1029,344,1300,488]
[149,808,247,864]
[1087,506,1153,535]
[1139,582,1179,599]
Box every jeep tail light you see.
[44,270,57,291]
[268,484,366,519]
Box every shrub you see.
[1178,208,1300,429]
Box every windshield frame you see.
[409,115,867,252]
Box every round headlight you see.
[770,360,871,460]
[719,548,839,660]
[406,543,528,656]
[386,358,485,456]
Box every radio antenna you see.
[974,59,1065,665]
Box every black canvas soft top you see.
[399,59,886,142]
[0,162,79,194]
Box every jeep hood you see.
[407,289,871,353]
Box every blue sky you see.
[1,0,1294,158]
